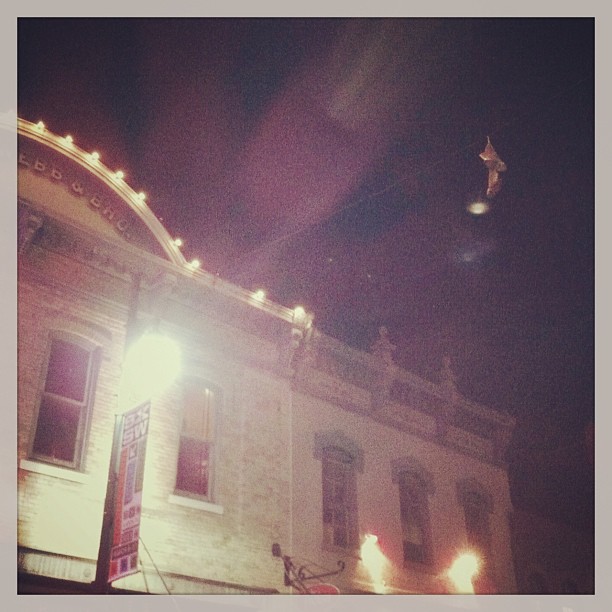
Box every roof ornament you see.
[370,327,397,410]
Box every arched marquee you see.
[14,117,187,266]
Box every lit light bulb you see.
[188,259,201,270]
[62,135,74,146]
[137,192,146,202]
[114,170,125,181]
[173,238,183,247]
[253,289,266,301]
[35,121,45,130]
[90,151,100,163]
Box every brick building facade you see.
[15,117,517,594]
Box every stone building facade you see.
[14,116,517,594]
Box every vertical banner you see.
[108,401,150,583]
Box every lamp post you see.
[93,330,181,593]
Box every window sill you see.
[168,493,224,514]
[19,459,89,483]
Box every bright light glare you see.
[293,305,306,324]
[120,333,181,407]
[467,201,490,215]
[361,533,388,593]
[448,552,480,593]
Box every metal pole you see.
[93,412,123,592]
[93,272,141,592]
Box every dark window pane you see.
[322,447,354,548]
[176,437,209,496]
[32,396,79,462]
[45,339,89,401]
[399,471,430,564]
[334,528,347,548]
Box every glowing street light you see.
[448,552,480,594]
[94,330,181,592]
[119,331,181,408]
[360,533,388,594]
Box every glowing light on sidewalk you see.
[360,533,388,593]
[448,552,480,594]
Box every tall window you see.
[457,484,493,567]
[463,491,491,556]
[175,382,217,499]
[322,446,357,549]
[398,471,431,564]
[30,334,100,469]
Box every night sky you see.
[17,17,594,530]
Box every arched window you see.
[314,430,362,551]
[456,479,493,565]
[391,458,435,566]
[398,471,432,564]
[321,446,358,549]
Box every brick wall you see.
[18,239,292,593]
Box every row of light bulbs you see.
[33,119,308,322]
[35,120,202,269]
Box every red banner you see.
[108,401,150,583]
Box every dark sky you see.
[17,17,594,529]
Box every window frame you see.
[173,379,221,503]
[397,470,433,566]
[321,445,359,551]
[456,480,494,568]
[28,331,100,471]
